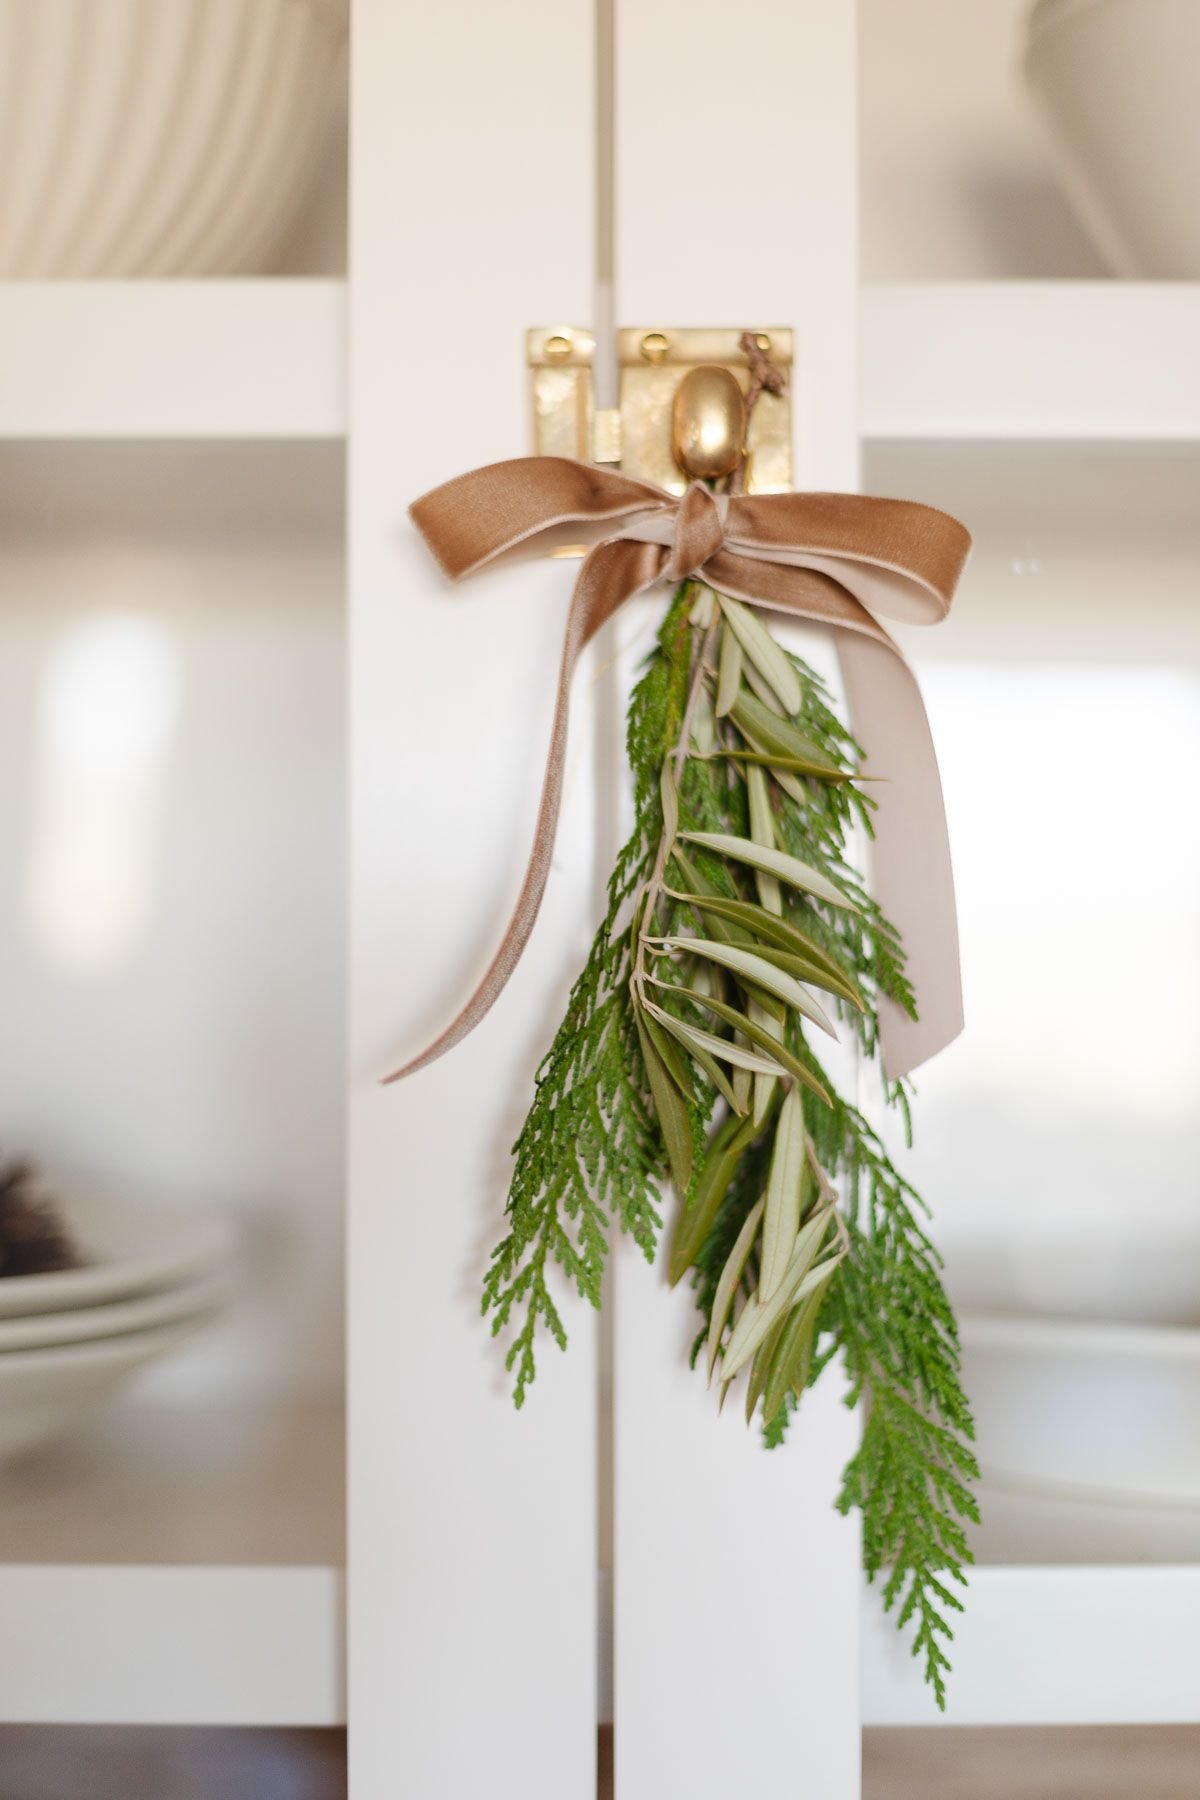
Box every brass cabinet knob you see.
[671,364,746,481]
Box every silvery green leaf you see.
[741,655,787,717]
[676,986,832,1106]
[716,623,743,717]
[669,1111,760,1286]
[685,1039,747,1115]
[633,1009,692,1197]
[748,997,780,1126]
[679,832,859,914]
[660,937,838,1039]
[690,683,717,755]
[666,891,857,984]
[763,1284,825,1421]
[690,585,717,629]
[644,998,785,1077]
[760,1087,806,1302]
[746,761,782,915]
[730,690,841,772]
[720,1211,838,1381]
[717,594,803,715]
[706,1197,765,1380]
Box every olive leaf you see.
[671,984,833,1106]
[706,1196,765,1380]
[668,1110,761,1285]
[746,760,782,915]
[634,1008,693,1196]
[717,594,803,715]
[664,890,859,988]
[760,1086,808,1302]
[658,937,838,1038]
[679,831,859,914]
[762,1283,827,1421]
[720,1220,841,1382]
[715,623,743,717]
[730,689,842,774]
[644,997,785,1078]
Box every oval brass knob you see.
[671,364,746,481]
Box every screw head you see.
[640,331,670,365]
[544,333,573,361]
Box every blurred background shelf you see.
[862,1481,1200,1728]
[862,282,1200,443]
[3,279,1200,451]
[0,1399,344,1726]
[0,282,345,441]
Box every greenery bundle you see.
[482,581,977,1706]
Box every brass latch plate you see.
[526,326,792,495]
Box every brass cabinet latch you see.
[526,326,793,496]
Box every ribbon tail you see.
[836,632,963,1081]
[382,538,663,1083]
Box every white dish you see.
[1023,0,1200,275]
[0,1188,236,1320]
[0,0,347,276]
[0,1318,216,1466]
[0,1266,232,1355]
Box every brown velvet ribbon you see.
[386,455,971,1085]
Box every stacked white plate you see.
[0,1187,236,1466]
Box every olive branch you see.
[482,582,978,1706]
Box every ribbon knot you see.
[665,483,727,582]
[391,456,972,1086]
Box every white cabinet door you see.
[348,2,861,1793]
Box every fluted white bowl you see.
[1024,0,1200,275]
[0,0,347,277]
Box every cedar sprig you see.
[484,580,976,1703]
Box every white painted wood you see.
[0,1401,344,1726]
[0,1566,343,1726]
[862,282,1200,440]
[862,1566,1200,1726]
[6,279,1200,448]
[0,281,344,438]
[612,3,862,1795]
[347,5,598,1798]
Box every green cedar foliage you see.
[482,583,977,1705]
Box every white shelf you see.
[0,281,345,440]
[3,279,1199,451]
[862,1482,1200,1727]
[0,1399,344,1726]
[862,283,1200,442]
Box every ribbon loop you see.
[390,456,971,1086]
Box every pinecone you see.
[0,1158,81,1278]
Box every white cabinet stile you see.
[347,5,600,1795]
[611,4,862,1795]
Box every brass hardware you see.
[593,406,622,466]
[671,366,746,481]
[527,326,791,495]
[526,327,595,461]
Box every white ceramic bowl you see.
[0,1266,232,1354]
[0,0,347,276]
[0,1317,216,1465]
[0,1186,236,1319]
[1024,0,1200,275]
